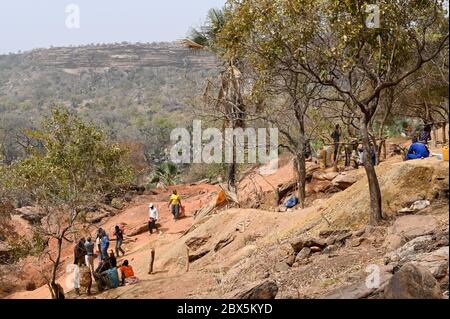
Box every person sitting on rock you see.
[119,260,138,286]
[93,258,111,292]
[109,250,117,268]
[406,137,430,160]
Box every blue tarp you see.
[284,196,298,208]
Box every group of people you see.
[329,124,377,168]
[71,190,184,296]
[328,122,432,166]
[73,225,137,295]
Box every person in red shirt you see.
[119,260,136,286]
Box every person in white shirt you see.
[148,203,159,234]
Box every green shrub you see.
[111,198,124,209]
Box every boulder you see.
[312,171,339,181]
[290,237,305,253]
[275,262,290,272]
[388,215,438,241]
[331,173,358,190]
[385,235,435,265]
[348,237,364,248]
[323,245,337,254]
[214,233,236,252]
[313,181,332,193]
[295,247,311,262]
[324,172,339,181]
[319,229,351,238]
[235,280,278,299]
[384,263,442,299]
[304,238,327,249]
[383,234,404,251]
[188,247,210,262]
[128,222,149,236]
[326,237,336,246]
[397,199,431,214]
[185,235,211,251]
[310,246,322,253]
[14,206,45,225]
[406,247,449,279]
[123,192,133,202]
[410,200,430,211]
[85,211,109,224]
[353,228,365,237]
[324,267,392,299]
[285,253,296,267]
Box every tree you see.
[2,107,133,298]
[149,162,180,187]
[218,0,327,207]
[185,7,246,191]
[220,0,448,224]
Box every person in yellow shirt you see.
[168,189,182,220]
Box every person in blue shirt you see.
[406,137,430,160]
[100,230,110,261]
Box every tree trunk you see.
[360,118,383,225]
[296,152,306,209]
[148,248,155,274]
[49,236,63,299]
[228,161,236,190]
[443,123,447,144]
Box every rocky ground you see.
[2,139,449,299]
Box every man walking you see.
[113,225,125,257]
[148,203,159,234]
[168,190,182,221]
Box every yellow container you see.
[443,146,449,161]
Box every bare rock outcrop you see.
[384,263,442,299]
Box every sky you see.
[0,0,226,54]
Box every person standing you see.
[100,230,109,261]
[331,124,342,162]
[148,203,159,234]
[73,238,87,267]
[84,237,95,274]
[95,228,103,261]
[419,124,432,144]
[168,190,182,221]
[113,225,125,257]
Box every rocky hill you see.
[0,42,219,166]
[4,149,448,299]
[20,43,218,70]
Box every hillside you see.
[0,42,218,165]
[5,149,448,299]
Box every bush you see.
[111,198,124,209]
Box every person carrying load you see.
[168,190,182,221]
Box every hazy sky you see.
[0,0,226,54]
